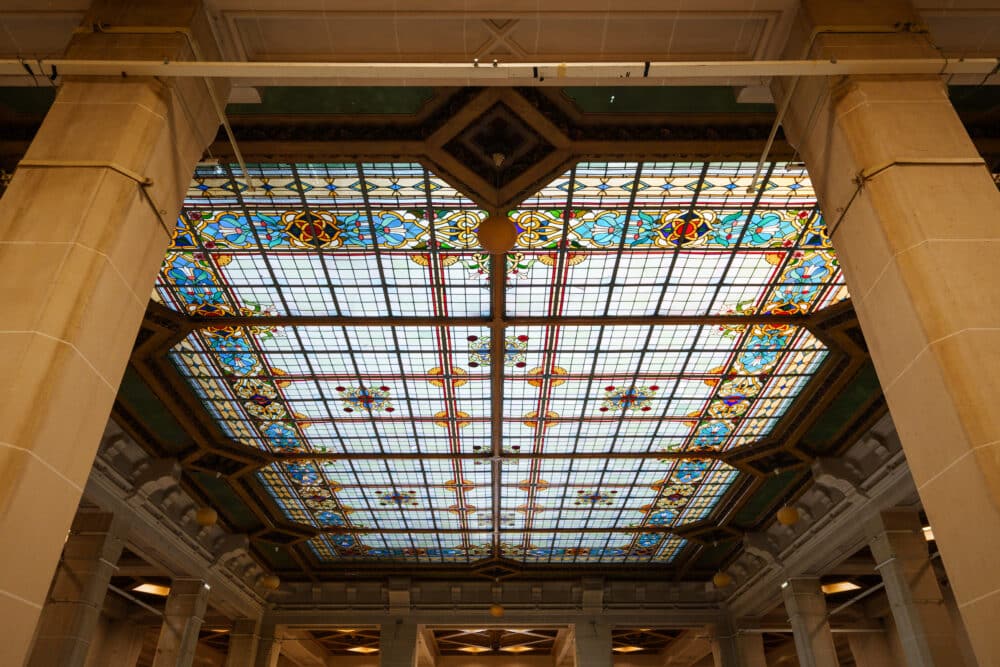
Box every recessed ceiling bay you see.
[155,161,846,565]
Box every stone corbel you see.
[743,532,782,569]
[212,533,249,564]
[100,432,131,462]
[812,456,869,503]
[128,458,181,498]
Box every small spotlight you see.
[923,526,935,541]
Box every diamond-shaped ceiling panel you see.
[155,161,845,565]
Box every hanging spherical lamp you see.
[712,571,732,589]
[476,215,517,254]
[195,507,218,528]
[260,574,281,591]
[776,505,800,527]
[489,603,505,618]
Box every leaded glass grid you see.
[156,162,845,566]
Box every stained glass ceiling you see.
[155,161,846,566]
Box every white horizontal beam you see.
[1,57,997,86]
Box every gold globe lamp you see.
[195,507,218,528]
[476,215,517,254]
[712,571,733,589]
[776,505,800,527]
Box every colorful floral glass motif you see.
[506,161,848,318]
[162,162,844,566]
[599,385,659,413]
[336,385,394,413]
[156,163,490,319]
[466,334,529,368]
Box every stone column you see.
[708,620,738,667]
[847,633,895,667]
[574,621,612,667]
[414,628,436,667]
[380,620,419,667]
[772,2,1000,663]
[225,618,261,667]
[0,1,223,664]
[735,633,767,667]
[867,510,958,664]
[27,512,125,667]
[782,578,838,667]
[254,621,282,667]
[151,578,210,667]
[86,619,145,667]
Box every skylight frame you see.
[155,160,845,566]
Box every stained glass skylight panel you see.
[503,323,826,452]
[157,162,489,319]
[171,324,490,456]
[158,161,846,566]
[506,161,847,318]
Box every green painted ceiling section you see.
[0,87,56,114]
[800,362,881,453]
[190,471,263,533]
[257,541,300,570]
[949,85,1000,112]
[729,469,800,529]
[692,538,739,570]
[118,367,193,455]
[561,86,775,113]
